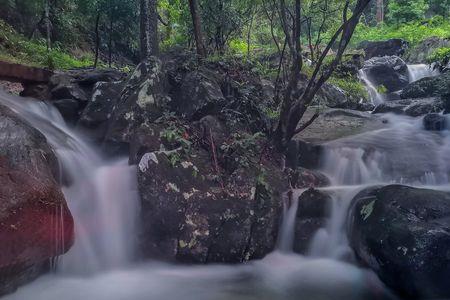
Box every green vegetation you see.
[0,19,93,69]
[352,17,450,46]
[427,47,450,67]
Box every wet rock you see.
[50,83,88,103]
[423,113,446,131]
[137,147,286,263]
[293,189,332,254]
[52,99,80,124]
[0,104,74,296]
[361,56,409,93]
[105,58,169,154]
[78,81,124,142]
[171,70,225,120]
[74,69,125,86]
[358,39,409,59]
[407,37,450,64]
[286,139,323,169]
[348,185,450,299]
[295,108,387,144]
[372,97,443,117]
[20,83,49,100]
[401,72,450,99]
[289,167,330,189]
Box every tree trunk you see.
[94,12,100,69]
[44,0,51,51]
[140,0,159,60]
[108,8,113,68]
[273,0,372,151]
[148,0,159,56]
[376,0,384,24]
[188,0,207,58]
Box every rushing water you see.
[0,89,398,299]
[360,63,439,105]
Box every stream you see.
[0,63,445,300]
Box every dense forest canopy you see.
[0,0,448,67]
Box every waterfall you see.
[0,90,139,274]
[358,69,385,105]
[0,89,394,300]
[407,64,439,82]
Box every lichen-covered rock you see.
[136,142,287,263]
[78,81,124,142]
[105,58,170,153]
[0,104,74,296]
[348,185,450,299]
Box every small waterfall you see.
[358,69,384,105]
[0,90,139,274]
[407,64,439,82]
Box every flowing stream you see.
[2,61,448,299]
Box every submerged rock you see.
[423,113,447,131]
[348,185,450,299]
[293,189,332,254]
[0,104,74,296]
[358,39,409,59]
[361,56,409,93]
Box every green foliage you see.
[427,47,450,66]
[352,17,450,45]
[220,132,264,168]
[0,19,93,69]
[387,0,429,24]
[328,77,369,100]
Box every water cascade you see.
[407,64,439,82]
[0,89,395,299]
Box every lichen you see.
[361,200,375,221]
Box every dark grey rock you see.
[348,185,450,299]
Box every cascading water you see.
[0,90,139,274]
[358,69,385,105]
[407,64,439,82]
[0,89,394,300]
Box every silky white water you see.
[0,89,396,300]
[407,64,439,82]
[360,63,439,105]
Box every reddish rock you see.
[0,104,74,295]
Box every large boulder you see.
[48,69,126,123]
[77,81,124,142]
[407,37,450,64]
[348,185,450,299]
[401,72,450,99]
[358,39,409,59]
[372,97,443,117]
[0,104,74,296]
[137,149,286,263]
[360,56,410,93]
[171,70,226,120]
[105,58,170,154]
